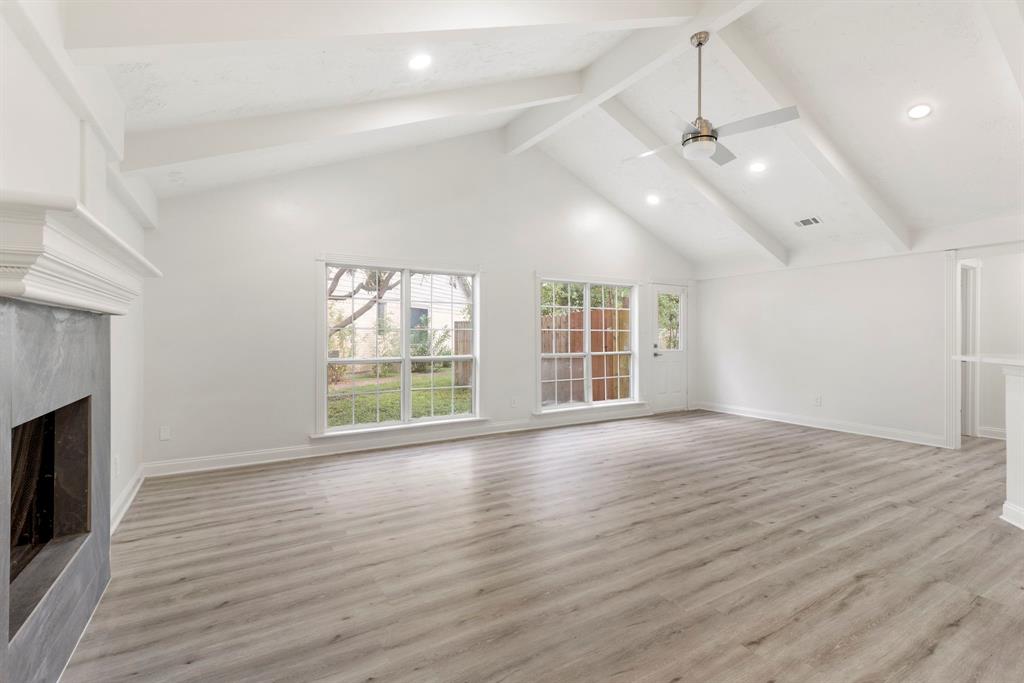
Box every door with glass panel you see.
[651,284,687,412]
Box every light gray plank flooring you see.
[62,411,1024,682]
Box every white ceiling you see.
[737,0,1024,230]
[76,0,1023,277]
[540,0,1023,273]
[540,108,759,263]
[603,45,885,255]
[110,27,629,131]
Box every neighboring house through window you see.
[321,264,476,431]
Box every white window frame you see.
[315,257,479,435]
[535,275,639,413]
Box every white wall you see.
[1,13,147,518]
[979,252,1024,437]
[0,18,79,196]
[105,198,147,505]
[695,252,949,446]
[143,131,692,471]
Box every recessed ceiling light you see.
[646,194,661,206]
[748,161,767,173]
[907,103,932,120]
[408,53,432,71]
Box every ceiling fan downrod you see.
[691,31,710,121]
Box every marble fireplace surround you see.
[1,301,110,683]
[0,190,160,682]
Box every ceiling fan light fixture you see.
[682,137,717,160]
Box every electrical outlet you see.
[510,398,518,408]
[159,425,172,441]
[813,395,823,407]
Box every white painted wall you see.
[1,13,146,518]
[105,198,147,507]
[143,131,692,471]
[695,252,948,446]
[0,18,79,197]
[979,252,1024,437]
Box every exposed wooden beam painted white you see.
[64,0,697,65]
[715,23,913,252]
[601,97,788,265]
[123,73,580,172]
[504,0,762,155]
[976,0,1024,100]
[910,213,1024,254]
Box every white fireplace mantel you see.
[0,189,161,315]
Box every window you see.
[657,292,681,350]
[323,265,475,431]
[539,280,635,409]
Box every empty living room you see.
[2,1,1024,681]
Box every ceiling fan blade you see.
[710,142,736,166]
[715,105,800,138]
[670,109,698,134]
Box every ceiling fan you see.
[633,31,800,166]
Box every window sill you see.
[310,416,488,440]
[532,400,647,416]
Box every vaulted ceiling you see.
[64,0,1024,278]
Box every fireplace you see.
[0,193,158,681]
[10,397,91,589]
[0,301,112,683]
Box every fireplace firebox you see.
[8,396,91,635]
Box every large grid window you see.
[325,265,475,430]
[539,280,634,409]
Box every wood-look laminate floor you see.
[63,411,1024,683]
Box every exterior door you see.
[650,284,687,412]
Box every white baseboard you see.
[693,401,947,448]
[977,425,1007,440]
[110,465,144,533]
[143,404,654,478]
[1001,501,1024,530]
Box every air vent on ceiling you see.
[793,216,822,227]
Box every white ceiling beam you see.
[976,0,1024,99]
[715,23,913,252]
[123,73,580,172]
[601,97,788,265]
[64,0,698,64]
[504,0,763,155]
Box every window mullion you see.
[401,268,411,423]
[584,282,592,404]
